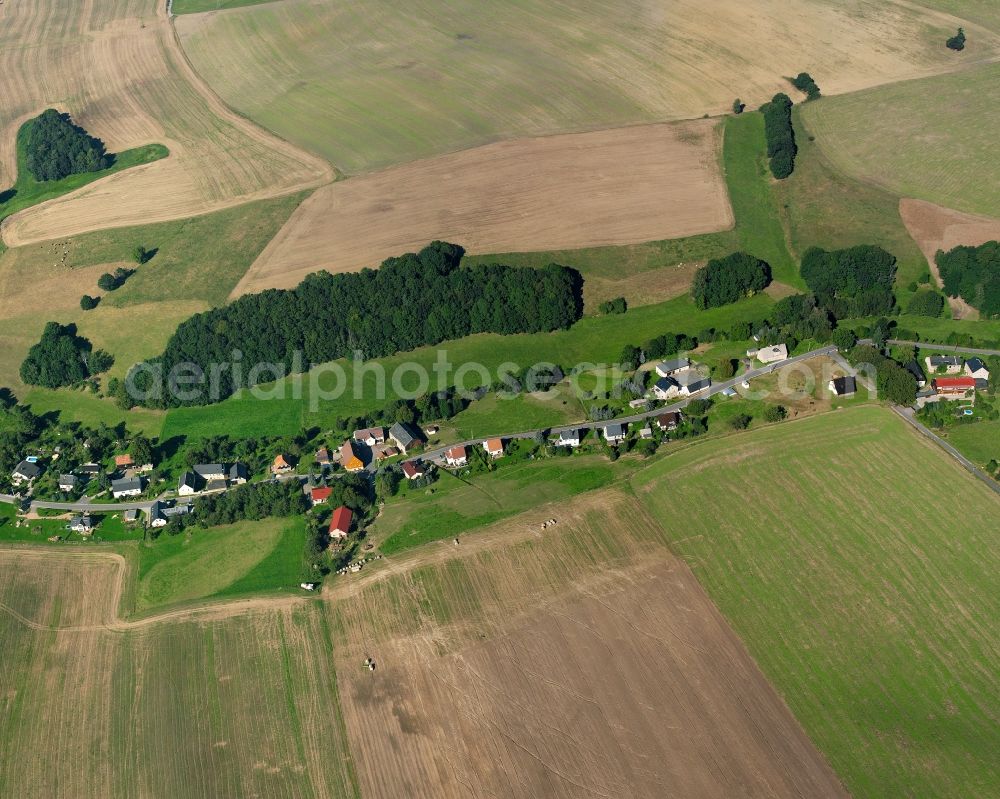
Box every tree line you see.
[692,252,771,309]
[25,110,110,182]
[760,93,796,179]
[128,241,583,407]
[936,241,1000,318]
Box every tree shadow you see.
[0,187,15,205]
[156,435,187,462]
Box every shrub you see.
[946,28,966,51]
[788,72,821,100]
[79,295,99,311]
[729,413,752,430]
[763,405,787,423]
[97,273,118,292]
[906,289,946,317]
[598,296,627,315]
[24,109,110,182]
[732,98,744,114]
[692,252,771,309]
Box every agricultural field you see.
[633,406,1000,797]
[801,61,1000,217]
[231,121,734,295]
[0,0,329,248]
[177,0,977,174]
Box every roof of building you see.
[445,445,467,460]
[14,460,41,478]
[559,429,579,440]
[401,461,424,478]
[654,376,678,392]
[388,422,417,448]
[484,438,503,453]
[656,411,681,428]
[178,472,198,491]
[928,355,962,366]
[114,454,133,467]
[316,447,331,463]
[58,474,78,486]
[604,422,626,437]
[340,440,364,469]
[273,453,293,469]
[329,505,353,534]
[934,376,976,389]
[831,375,857,395]
[966,357,987,373]
[656,358,689,373]
[353,426,385,441]
[112,476,143,492]
[124,509,139,522]
[78,463,100,474]
[193,463,225,478]
[904,360,925,382]
[229,463,248,480]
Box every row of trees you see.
[936,241,1000,318]
[19,322,113,389]
[760,93,796,179]
[128,241,584,407]
[25,110,110,182]
[800,245,897,317]
[691,252,771,309]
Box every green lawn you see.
[944,419,1000,466]
[801,61,1000,217]
[22,387,165,438]
[0,120,167,226]
[778,109,929,302]
[633,406,1000,797]
[376,456,621,554]
[447,392,580,440]
[135,516,309,613]
[722,113,799,287]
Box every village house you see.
[445,445,468,468]
[69,514,94,535]
[194,464,226,482]
[11,459,41,487]
[483,438,504,459]
[640,422,654,439]
[353,426,386,446]
[603,422,627,444]
[340,440,365,472]
[388,422,419,454]
[178,472,198,496]
[114,454,134,470]
[376,445,399,460]
[124,509,139,524]
[111,476,143,499]
[272,454,294,474]
[401,460,425,481]
[310,486,332,505]
[904,360,926,388]
[58,474,78,492]
[652,376,680,400]
[925,355,962,375]
[656,412,681,432]
[556,429,581,447]
[674,370,711,396]
[315,447,332,466]
[329,505,353,541]
[655,358,690,378]
[78,463,101,478]
[829,376,857,397]
[229,463,249,485]
[756,344,788,365]
[933,376,976,398]
[965,357,990,388]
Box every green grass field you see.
[375,455,621,554]
[633,406,1000,797]
[172,0,274,12]
[801,61,1000,217]
[135,516,309,613]
[0,121,167,226]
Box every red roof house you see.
[445,445,468,467]
[329,505,353,540]
[934,377,976,395]
[311,486,332,504]
[401,460,424,480]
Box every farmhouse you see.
[603,422,627,444]
[353,426,386,446]
[652,376,679,400]
[445,445,468,468]
[12,460,41,486]
[483,438,504,458]
[829,376,857,397]
[401,460,425,480]
[272,454,294,474]
[655,411,681,431]
[965,357,990,386]
[69,514,94,535]
[329,505,353,540]
[389,422,419,454]
[933,376,976,397]
[111,477,143,498]
[756,344,788,364]
[655,358,690,378]
[340,441,365,472]
[675,370,711,395]
[58,474,78,492]
[556,429,581,447]
[310,486,332,505]
[178,472,198,496]
[925,355,962,374]
[194,463,226,482]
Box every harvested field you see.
[0,0,330,247]
[232,121,734,296]
[178,0,987,174]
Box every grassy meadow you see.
[633,406,1000,797]
[801,61,1000,217]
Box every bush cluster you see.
[692,252,771,309]
[24,109,110,182]
[19,322,113,389]
[789,72,821,100]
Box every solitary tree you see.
[97,273,117,292]
[731,98,744,114]
[80,294,99,311]
[132,245,150,265]
[946,27,966,51]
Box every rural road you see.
[413,345,838,464]
[892,406,1000,498]
[888,339,1000,358]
